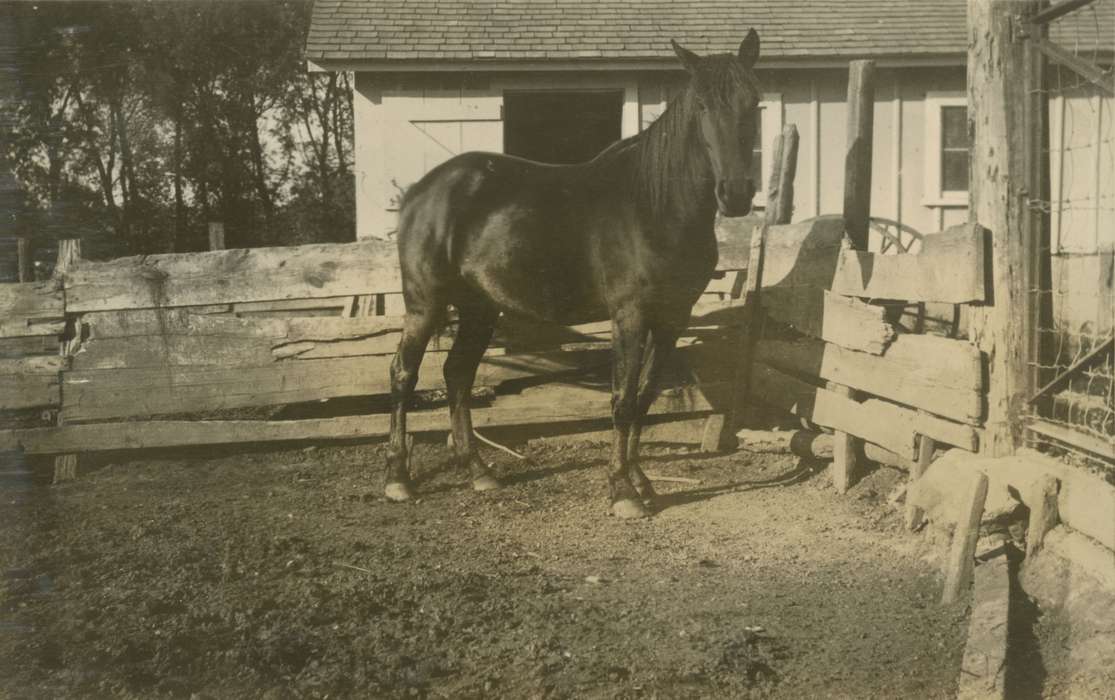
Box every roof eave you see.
[307,53,968,74]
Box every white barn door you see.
[354,75,502,239]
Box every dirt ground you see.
[2,435,974,698]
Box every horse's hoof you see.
[472,474,502,492]
[384,482,415,502]
[612,498,651,520]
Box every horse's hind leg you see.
[385,308,443,502]
[444,301,501,491]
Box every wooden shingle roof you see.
[306,0,1113,68]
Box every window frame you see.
[923,91,970,206]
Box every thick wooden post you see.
[832,60,876,491]
[52,239,81,484]
[207,222,226,251]
[843,60,876,250]
[766,124,800,226]
[16,237,32,282]
[905,434,937,529]
[967,0,1046,456]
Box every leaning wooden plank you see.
[0,280,66,338]
[64,239,401,313]
[61,349,612,421]
[820,291,896,354]
[757,335,984,424]
[0,374,60,411]
[2,381,712,454]
[941,471,990,605]
[832,222,987,303]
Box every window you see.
[924,92,970,205]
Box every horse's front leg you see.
[609,308,651,519]
[626,325,682,506]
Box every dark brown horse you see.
[385,32,763,518]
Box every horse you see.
[384,31,764,519]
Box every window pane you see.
[942,151,969,191]
[941,106,968,149]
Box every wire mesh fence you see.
[1025,0,1114,476]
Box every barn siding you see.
[353,65,969,242]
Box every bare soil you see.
[1,437,970,699]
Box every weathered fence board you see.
[756,335,983,424]
[64,240,401,313]
[60,348,614,421]
[0,280,65,338]
[832,222,987,304]
[0,374,60,411]
[2,381,713,454]
[757,215,846,336]
[752,361,978,452]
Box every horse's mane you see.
[627,56,761,222]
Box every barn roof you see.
[306,0,1114,69]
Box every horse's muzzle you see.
[716,179,755,217]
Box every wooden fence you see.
[0,61,991,489]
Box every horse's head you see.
[672,31,762,217]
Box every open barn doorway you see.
[503,90,624,164]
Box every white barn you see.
[306,0,1111,265]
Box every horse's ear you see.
[738,29,760,68]
[671,39,701,74]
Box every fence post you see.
[966,0,1046,456]
[832,60,876,492]
[16,237,32,282]
[208,222,226,251]
[716,124,800,450]
[52,238,81,484]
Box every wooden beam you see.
[831,223,988,304]
[830,383,861,492]
[941,470,990,605]
[967,0,1046,456]
[1028,0,1097,25]
[1031,37,1114,98]
[1,381,714,454]
[756,336,984,424]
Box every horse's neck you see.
[633,103,718,238]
